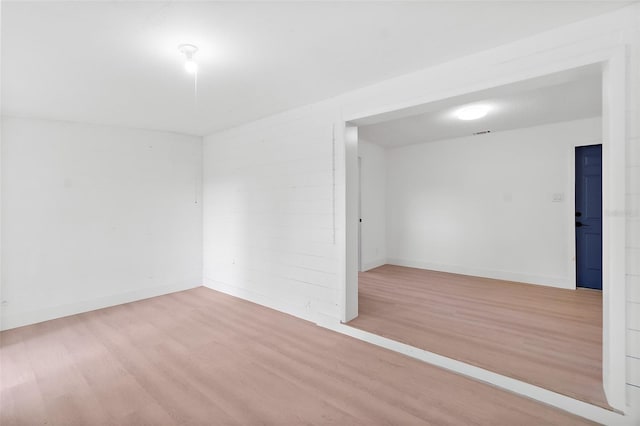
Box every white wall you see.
[626,21,640,407]
[358,139,387,271]
[384,117,600,288]
[203,111,340,321]
[0,117,203,330]
[202,4,638,414]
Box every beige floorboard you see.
[1,286,595,425]
[348,265,608,409]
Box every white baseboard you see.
[386,258,572,289]
[361,258,387,272]
[203,277,318,323]
[0,279,202,331]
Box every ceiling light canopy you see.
[178,44,199,74]
[455,104,491,120]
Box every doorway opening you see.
[342,52,627,413]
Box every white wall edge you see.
[343,124,359,322]
[0,279,202,331]
[317,318,635,425]
[386,258,571,289]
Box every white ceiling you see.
[1,1,630,136]
[358,65,602,148]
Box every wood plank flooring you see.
[347,265,607,409]
[0,287,594,425]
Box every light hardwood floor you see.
[1,286,594,425]
[347,265,607,409]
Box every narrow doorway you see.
[575,144,603,290]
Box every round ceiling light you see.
[455,104,491,121]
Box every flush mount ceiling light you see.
[178,44,199,74]
[455,104,491,121]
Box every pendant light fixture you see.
[178,44,199,74]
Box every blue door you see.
[575,145,602,290]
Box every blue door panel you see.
[575,145,602,290]
[585,176,602,217]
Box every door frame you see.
[341,48,627,410]
[357,156,363,272]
